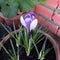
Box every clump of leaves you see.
[0,0,46,18]
[0,0,18,18]
[0,23,51,60]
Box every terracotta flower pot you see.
[0,12,5,23]
[0,28,60,60]
[40,30,60,60]
[0,12,23,28]
[4,15,21,28]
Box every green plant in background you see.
[0,0,18,18]
[0,0,46,18]
[39,0,47,4]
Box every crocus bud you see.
[20,12,38,32]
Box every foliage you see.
[0,23,51,60]
[0,0,18,18]
[0,0,46,18]
[39,0,47,4]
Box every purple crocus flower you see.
[20,12,38,32]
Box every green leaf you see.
[39,0,47,4]
[9,50,17,60]
[27,38,33,56]
[38,37,48,60]
[0,23,17,41]
[0,42,12,59]
[41,37,48,52]
[30,0,38,5]
[44,48,52,57]
[31,38,39,55]
[1,0,18,18]
[18,0,38,13]
[0,0,7,6]
[22,28,29,55]
[0,0,47,18]
[10,39,16,58]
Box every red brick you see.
[35,5,53,19]
[57,4,60,9]
[44,21,58,34]
[36,14,58,34]
[36,15,44,24]
[58,0,60,4]
[57,29,60,36]
[46,0,58,8]
[52,13,60,25]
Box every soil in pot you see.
[0,38,56,60]
[0,23,12,41]
[19,39,56,60]
[0,23,12,60]
[0,24,56,60]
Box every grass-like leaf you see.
[44,48,52,57]
[0,21,51,60]
[38,37,48,60]
[0,42,14,60]
[10,39,16,59]
[0,23,17,40]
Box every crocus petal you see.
[30,19,38,31]
[20,16,26,28]
[25,18,31,22]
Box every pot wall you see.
[40,30,60,60]
[4,15,21,28]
